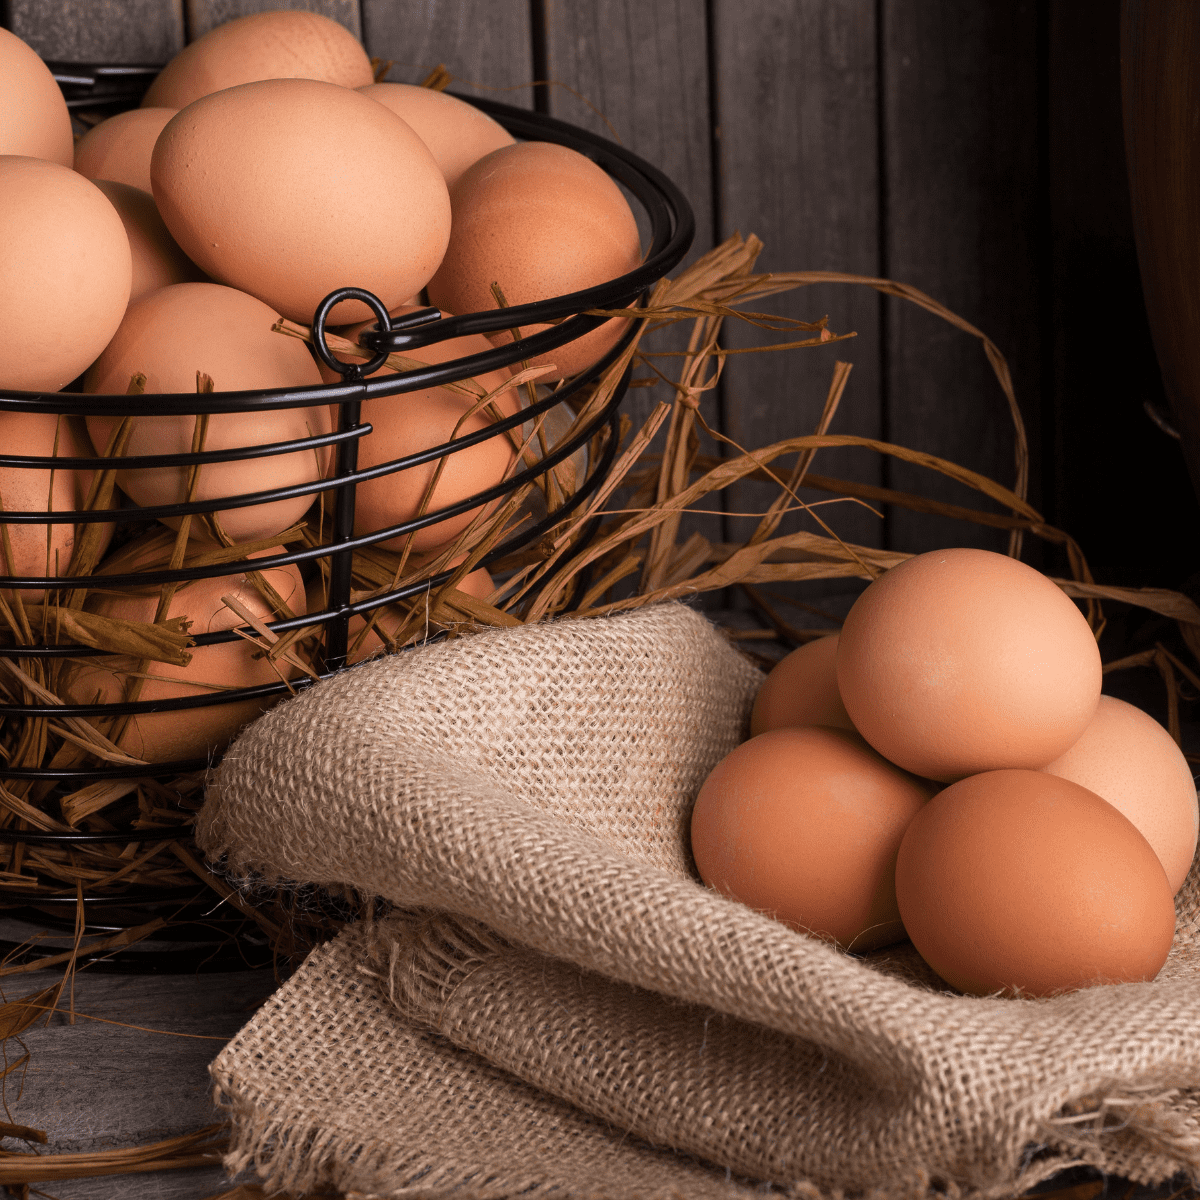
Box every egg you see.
[319,306,520,554]
[0,412,110,602]
[0,156,132,393]
[836,548,1102,782]
[895,769,1176,996]
[357,83,515,188]
[151,78,451,326]
[0,28,73,167]
[750,633,855,737]
[690,726,933,952]
[427,142,642,380]
[73,108,178,194]
[1043,695,1199,894]
[65,541,304,763]
[92,180,207,303]
[83,282,330,544]
[141,10,375,110]
[351,386,517,555]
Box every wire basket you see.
[0,73,695,971]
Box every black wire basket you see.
[0,68,694,971]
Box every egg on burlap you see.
[750,633,855,737]
[1043,694,1199,894]
[690,726,934,952]
[895,769,1176,996]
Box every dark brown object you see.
[1122,1,1200,499]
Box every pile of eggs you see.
[0,12,643,763]
[691,547,1198,997]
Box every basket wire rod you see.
[312,286,392,671]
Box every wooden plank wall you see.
[5,0,1198,599]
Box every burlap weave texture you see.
[200,602,1200,1198]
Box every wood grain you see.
[713,0,883,605]
[7,0,184,62]
[541,0,713,257]
[880,0,1043,559]
[540,0,720,585]
[186,0,362,40]
[360,0,534,103]
[3,958,278,1199]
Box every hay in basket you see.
[188,235,1200,1198]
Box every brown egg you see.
[74,108,178,194]
[0,413,112,601]
[83,282,330,544]
[92,180,207,303]
[427,142,642,381]
[895,769,1176,996]
[750,633,855,737]
[837,548,1102,782]
[141,10,374,110]
[690,726,933,952]
[316,305,520,553]
[304,561,495,665]
[0,28,73,167]
[152,78,451,326]
[0,156,132,392]
[352,387,517,555]
[357,83,515,189]
[1043,695,1199,894]
[65,542,304,763]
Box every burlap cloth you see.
[197,602,1200,1199]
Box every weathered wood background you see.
[1,2,1198,1197]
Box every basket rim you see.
[0,85,695,415]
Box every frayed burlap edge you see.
[210,921,1098,1200]
[354,908,1200,1197]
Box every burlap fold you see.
[200,603,1200,1198]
